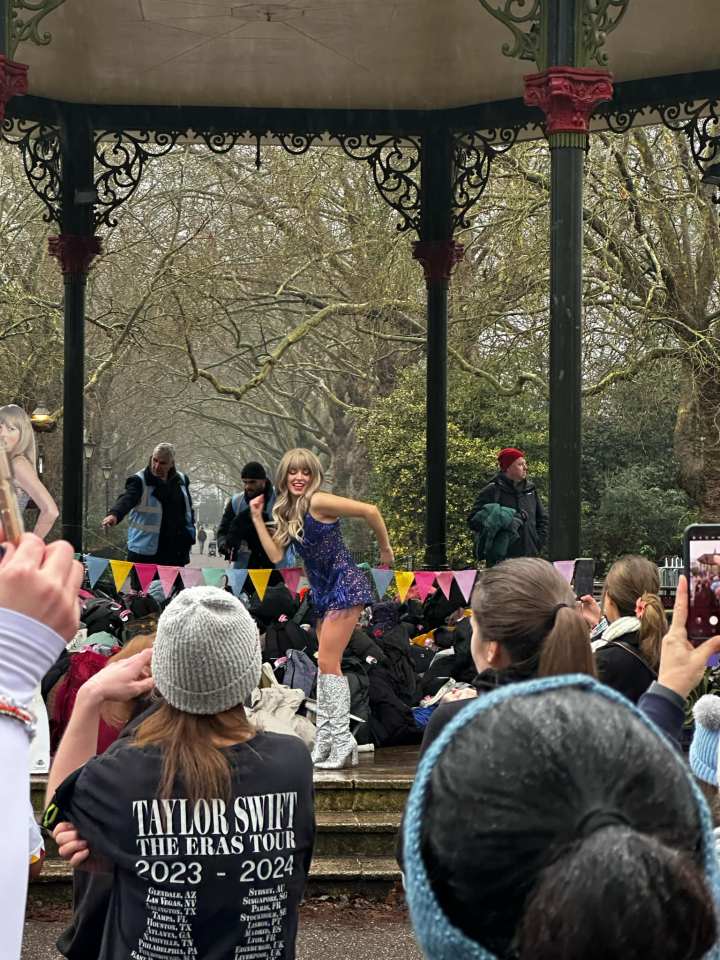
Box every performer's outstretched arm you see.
[309,492,394,567]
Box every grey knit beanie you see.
[152,586,261,715]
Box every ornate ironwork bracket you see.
[453,126,522,230]
[6,0,66,59]
[0,116,60,222]
[476,0,629,70]
[94,129,183,228]
[335,135,421,233]
[476,0,543,67]
[656,99,720,204]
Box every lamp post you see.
[83,433,96,554]
[101,463,111,514]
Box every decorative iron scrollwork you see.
[581,0,630,68]
[7,0,67,58]
[475,0,543,67]
[275,132,323,156]
[335,135,421,233]
[453,127,521,230]
[597,105,646,135]
[94,130,182,228]
[0,117,60,223]
[656,99,720,203]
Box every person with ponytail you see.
[250,448,394,769]
[420,557,595,754]
[581,554,667,703]
[403,675,720,960]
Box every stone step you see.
[314,811,402,858]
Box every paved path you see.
[22,913,422,960]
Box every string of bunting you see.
[80,556,479,604]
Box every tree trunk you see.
[675,360,720,518]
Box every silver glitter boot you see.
[311,671,332,764]
[314,673,359,770]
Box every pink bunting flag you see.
[157,565,180,598]
[413,571,437,603]
[454,569,477,604]
[280,567,302,596]
[553,560,575,584]
[134,563,158,593]
[436,571,455,601]
[180,567,204,589]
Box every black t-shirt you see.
[51,730,315,960]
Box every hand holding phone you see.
[683,524,720,644]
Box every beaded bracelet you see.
[0,694,36,739]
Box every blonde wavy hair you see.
[0,404,36,464]
[272,448,324,547]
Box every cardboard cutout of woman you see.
[0,405,59,539]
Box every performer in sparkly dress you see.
[251,448,394,769]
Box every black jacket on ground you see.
[216,480,275,567]
[468,471,548,559]
[594,629,656,704]
[109,465,195,567]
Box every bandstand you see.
[1,0,720,564]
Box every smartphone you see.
[572,558,595,599]
[0,444,24,545]
[683,524,720,642]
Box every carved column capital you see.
[412,240,465,286]
[0,55,29,121]
[524,66,613,139]
[48,234,102,275]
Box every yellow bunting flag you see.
[248,568,272,601]
[109,560,134,592]
[395,570,415,602]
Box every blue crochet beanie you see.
[690,694,720,787]
[402,674,720,960]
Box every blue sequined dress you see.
[293,514,372,617]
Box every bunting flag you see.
[280,567,302,596]
[85,556,109,588]
[134,563,158,593]
[436,570,455,601]
[553,560,575,584]
[395,570,415,602]
[249,568,272,601]
[227,568,249,598]
[180,567,204,589]
[413,571,437,603]
[202,567,227,588]
[454,569,477,603]
[371,567,394,599]
[157,565,181,598]
[109,560,133,592]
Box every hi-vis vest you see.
[127,471,195,556]
[231,490,296,569]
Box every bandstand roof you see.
[17,0,720,116]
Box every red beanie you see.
[498,447,525,472]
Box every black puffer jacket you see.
[468,471,548,559]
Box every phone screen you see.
[573,559,594,599]
[685,525,720,642]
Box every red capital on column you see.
[523,67,613,135]
[0,55,29,122]
[48,235,103,275]
[412,240,464,286]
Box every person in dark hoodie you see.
[467,447,548,563]
[101,442,195,567]
[216,461,277,569]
